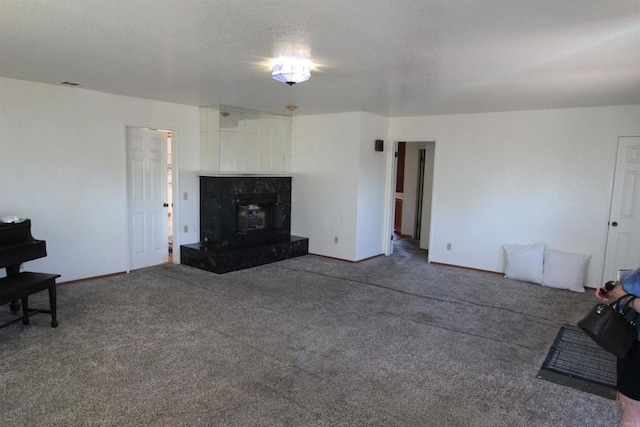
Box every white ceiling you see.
[1,0,638,117]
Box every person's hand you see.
[595,287,611,302]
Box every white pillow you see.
[541,249,590,293]
[503,243,545,284]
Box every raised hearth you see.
[180,175,308,274]
[181,235,308,274]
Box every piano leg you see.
[49,284,58,328]
[21,296,29,325]
[7,266,22,314]
[9,300,20,314]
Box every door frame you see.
[415,148,426,239]
[384,141,399,255]
[601,135,640,282]
[384,139,437,257]
[123,124,179,272]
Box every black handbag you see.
[577,294,638,358]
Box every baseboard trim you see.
[309,253,385,263]
[430,262,600,291]
[430,262,503,276]
[58,271,127,286]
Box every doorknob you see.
[163,203,169,207]
[611,221,618,227]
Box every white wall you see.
[355,113,389,260]
[199,106,293,172]
[3,76,635,287]
[0,77,201,282]
[291,112,360,260]
[292,112,389,261]
[389,105,640,285]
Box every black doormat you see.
[537,324,617,399]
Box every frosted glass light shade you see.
[272,59,311,86]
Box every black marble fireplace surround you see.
[180,175,309,274]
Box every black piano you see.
[0,219,59,328]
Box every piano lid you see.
[0,219,48,269]
[0,219,35,245]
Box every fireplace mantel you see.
[196,171,294,178]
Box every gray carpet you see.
[0,239,620,426]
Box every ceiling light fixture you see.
[272,56,311,86]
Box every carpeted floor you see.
[0,239,620,426]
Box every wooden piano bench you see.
[0,272,60,328]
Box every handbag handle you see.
[610,293,635,306]
[597,295,635,316]
[613,294,639,324]
[624,295,639,326]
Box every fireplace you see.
[180,175,308,273]
[235,193,278,235]
[237,202,269,233]
[198,176,292,249]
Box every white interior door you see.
[603,136,640,281]
[127,127,168,270]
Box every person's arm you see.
[607,282,640,311]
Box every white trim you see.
[169,128,180,264]
[122,125,130,273]
[196,171,294,177]
[383,141,398,256]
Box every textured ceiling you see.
[0,0,638,117]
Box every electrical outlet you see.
[446,243,452,251]
[183,192,188,200]
[183,225,188,233]
[334,236,339,244]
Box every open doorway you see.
[125,127,174,271]
[392,141,435,255]
[394,142,407,240]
